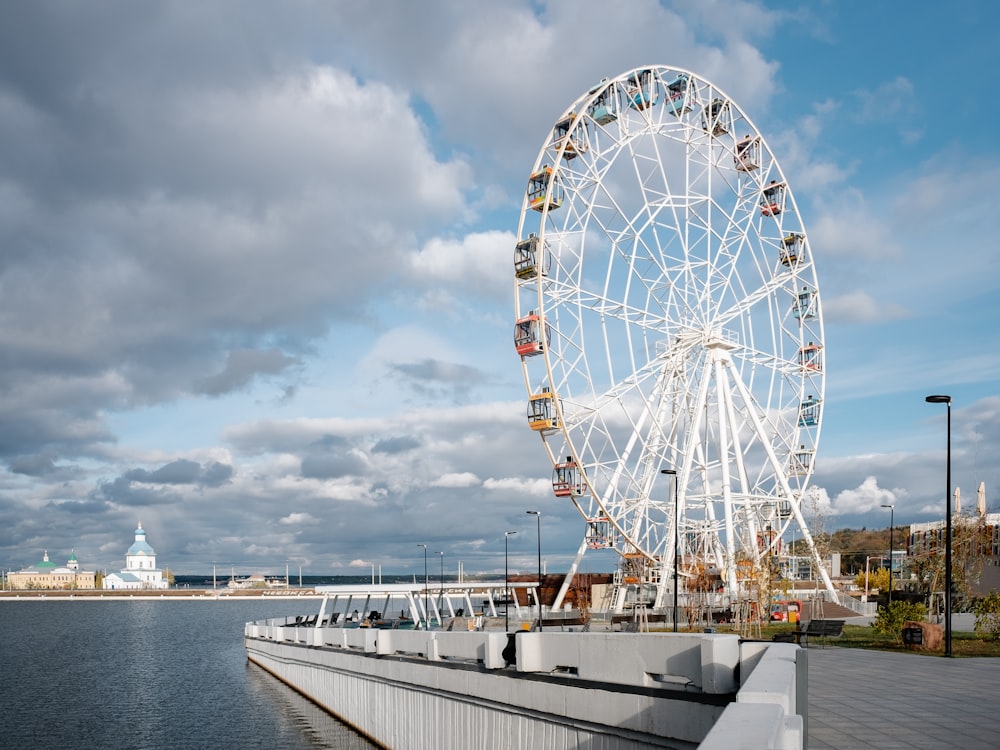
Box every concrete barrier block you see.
[483,633,506,669]
[700,635,739,693]
[738,644,797,713]
[698,702,784,750]
[781,714,803,750]
[376,630,394,655]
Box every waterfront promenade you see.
[808,647,999,749]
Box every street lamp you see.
[438,551,444,624]
[661,469,679,632]
[526,510,542,631]
[504,531,517,631]
[925,394,953,657]
[417,544,428,629]
[881,503,894,608]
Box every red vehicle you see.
[770,599,802,623]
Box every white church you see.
[103,521,169,590]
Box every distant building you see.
[8,550,96,590]
[909,511,1000,595]
[103,522,169,590]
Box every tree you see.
[854,567,890,594]
[872,600,926,641]
[908,511,990,610]
[973,591,1000,641]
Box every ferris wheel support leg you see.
[727,369,838,601]
[552,536,589,611]
[715,356,740,594]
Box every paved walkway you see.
[807,647,999,749]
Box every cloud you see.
[828,476,908,516]
[482,476,553,496]
[823,290,910,324]
[372,436,422,454]
[122,459,234,487]
[194,349,299,396]
[430,472,481,489]
[852,76,916,124]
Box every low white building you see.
[103,522,169,590]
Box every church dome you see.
[127,521,155,556]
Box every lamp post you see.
[526,511,542,631]
[417,544,428,629]
[504,531,517,631]
[438,551,444,624]
[661,469,679,632]
[925,394,953,657]
[881,503,894,609]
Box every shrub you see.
[872,600,926,640]
[973,591,1000,641]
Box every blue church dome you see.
[127,521,155,556]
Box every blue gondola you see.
[627,69,658,110]
[793,286,816,319]
[799,396,821,427]
[587,79,618,125]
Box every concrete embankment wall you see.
[245,623,803,750]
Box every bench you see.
[773,619,845,647]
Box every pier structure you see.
[313,582,542,629]
[245,588,805,749]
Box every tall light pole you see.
[661,469,679,632]
[417,544,428,629]
[526,510,542,631]
[925,394,953,657]
[881,503,894,609]
[438,550,444,623]
[504,531,517,631]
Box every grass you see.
[666,622,1000,656]
[828,624,1000,656]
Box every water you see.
[0,600,377,749]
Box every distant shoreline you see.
[0,589,325,601]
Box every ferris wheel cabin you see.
[793,286,817,320]
[552,116,588,160]
[514,233,548,280]
[551,457,586,497]
[760,180,785,216]
[790,446,815,476]
[587,79,618,125]
[780,233,803,267]
[586,517,615,549]
[798,396,821,427]
[527,387,560,433]
[527,166,563,212]
[664,73,691,115]
[626,69,658,111]
[797,342,823,371]
[702,98,730,135]
[514,311,548,357]
[734,135,760,171]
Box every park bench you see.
[772,618,845,647]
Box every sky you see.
[1,0,998,577]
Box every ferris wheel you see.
[513,66,835,599]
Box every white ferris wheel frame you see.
[513,65,835,599]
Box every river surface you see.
[0,599,377,749]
